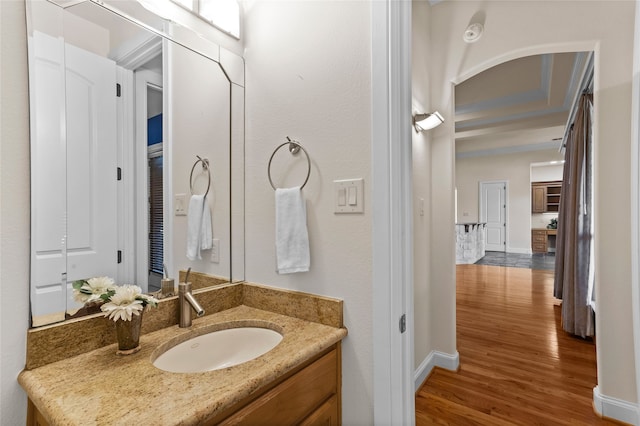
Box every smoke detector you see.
[463,23,484,43]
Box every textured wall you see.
[243,1,373,423]
[0,0,31,423]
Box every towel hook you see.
[267,137,311,190]
[189,155,211,198]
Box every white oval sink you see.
[153,327,283,373]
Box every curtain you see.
[553,93,594,338]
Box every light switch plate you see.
[210,239,220,263]
[334,178,364,213]
[175,193,187,216]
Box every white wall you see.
[531,163,564,182]
[456,149,563,253]
[0,1,31,423]
[412,0,434,376]
[431,0,637,408]
[243,1,373,423]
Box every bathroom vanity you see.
[19,282,347,425]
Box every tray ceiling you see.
[455,52,591,158]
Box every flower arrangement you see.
[72,277,158,322]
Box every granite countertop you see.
[19,305,347,425]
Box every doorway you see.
[134,67,163,293]
[479,181,506,252]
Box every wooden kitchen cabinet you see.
[532,229,548,253]
[531,181,562,213]
[532,185,547,213]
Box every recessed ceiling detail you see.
[455,52,591,156]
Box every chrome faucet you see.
[178,269,205,327]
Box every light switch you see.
[348,186,357,205]
[175,193,187,216]
[338,188,347,206]
[210,239,220,263]
[334,178,364,213]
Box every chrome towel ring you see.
[268,137,311,190]
[190,155,211,198]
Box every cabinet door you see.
[532,186,547,213]
[218,350,337,425]
[300,395,339,426]
[27,399,50,426]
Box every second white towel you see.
[187,194,212,261]
[275,187,310,274]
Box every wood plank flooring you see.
[416,264,622,425]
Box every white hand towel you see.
[275,187,310,274]
[200,195,212,251]
[187,194,211,260]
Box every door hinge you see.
[399,314,406,334]
[117,167,122,181]
[116,83,121,97]
[117,250,122,264]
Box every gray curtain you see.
[554,93,594,338]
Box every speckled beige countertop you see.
[19,299,347,425]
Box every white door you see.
[64,44,118,311]
[29,35,118,322]
[29,31,67,325]
[480,182,507,252]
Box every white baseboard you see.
[506,247,531,254]
[593,386,639,425]
[414,350,460,392]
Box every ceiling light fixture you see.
[413,111,444,132]
[463,23,484,43]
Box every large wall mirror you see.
[26,0,245,327]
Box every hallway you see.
[416,264,618,425]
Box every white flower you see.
[73,276,116,304]
[138,293,159,311]
[100,285,145,321]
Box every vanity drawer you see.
[216,346,339,425]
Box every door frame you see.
[371,0,414,424]
[479,180,508,252]
[134,68,163,293]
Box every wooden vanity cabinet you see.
[26,344,342,426]
[26,399,49,426]
[209,344,342,425]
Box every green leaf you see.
[72,280,87,291]
[100,289,115,302]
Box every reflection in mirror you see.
[27,0,243,327]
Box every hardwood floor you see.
[416,264,621,425]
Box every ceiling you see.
[454,51,591,158]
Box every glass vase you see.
[114,312,143,355]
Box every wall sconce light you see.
[413,111,444,132]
